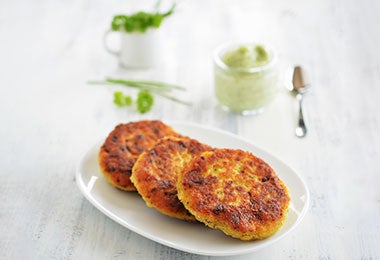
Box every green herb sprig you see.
[111,4,175,33]
[113,91,132,107]
[89,78,191,114]
[137,91,154,113]
[113,90,154,114]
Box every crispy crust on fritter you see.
[98,120,181,191]
[176,148,290,240]
[131,137,212,221]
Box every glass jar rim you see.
[213,42,277,73]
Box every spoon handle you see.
[295,93,307,137]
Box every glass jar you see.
[213,42,279,115]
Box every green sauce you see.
[214,43,278,114]
[222,45,269,69]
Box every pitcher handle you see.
[103,29,120,56]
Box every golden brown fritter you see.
[131,137,212,221]
[176,148,290,240]
[98,120,181,191]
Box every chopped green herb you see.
[89,78,191,114]
[113,91,132,107]
[111,4,175,33]
[136,91,154,113]
[89,78,191,106]
[104,78,186,92]
[254,45,268,62]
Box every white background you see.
[1,0,379,259]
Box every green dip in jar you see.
[214,43,279,115]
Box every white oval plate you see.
[76,122,309,256]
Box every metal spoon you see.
[292,66,309,138]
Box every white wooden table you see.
[1,0,380,259]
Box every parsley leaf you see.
[113,91,132,107]
[111,15,128,31]
[111,4,175,33]
[136,91,154,113]
[89,78,191,106]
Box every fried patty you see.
[131,137,212,221]
[176,148,290,240]
[98,120,180,191]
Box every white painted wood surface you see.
[1,0,380,259]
